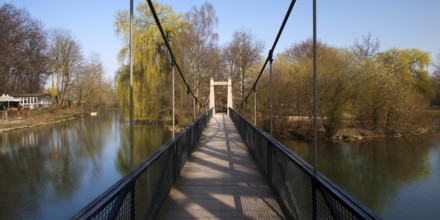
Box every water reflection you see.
[0,111,170,219]
[116,124,171,175]
[280,135,440,218]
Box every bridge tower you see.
[209,77,233,115]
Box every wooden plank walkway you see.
[157,114,286,220]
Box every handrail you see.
[229,108,380,220]
[71,108,213,220]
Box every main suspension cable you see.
[146,0,201,105]
[240,0,297,107]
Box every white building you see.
[12,93,52,109]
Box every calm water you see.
[0,111,170,220]
[2,113,440,219]
[280,135,440,219]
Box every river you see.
[0,111,170,220]
[280,134,440,219]
[1,112,440,219]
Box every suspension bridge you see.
[72,0,379,219]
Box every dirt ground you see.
[0,109,84,132]
[271,112,440,143]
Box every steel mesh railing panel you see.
[315,179,370,220]
[144,148,168,218]
[176,134,188,171]
[275,146,314,220]
[72,109,213,220]
[254,130,269,175]
[245,123,253,149]
[88,185,134,220]
[270,146,291,212]
[146,149,174,219]
[319,187,342,220]
[133,170,149,219]
[114,193,132,220]
[316,188,334,220]
[285,155,314,220]
[229,109,379,220]
[145,148,171,219]
[90,199,116,220]
[186,126,193,153]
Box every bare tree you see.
[72,53,107,110]
[48,29,82,107]
[0,3,49,94]
[223,30,264,102]
[352,32,381,60]
[430,52,440,106]
[434,52,440,74]
[180,2,219,109]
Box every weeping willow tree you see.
[114,1,185,121]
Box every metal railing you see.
[229,108,379,220]
[71,109,213,220]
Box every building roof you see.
[0,94,21,102]
[11,93,51,98]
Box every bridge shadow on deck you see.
[157,114,286,220]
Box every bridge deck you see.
[157,114,286,220]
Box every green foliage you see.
[353,59,391,129]
[259,39,432,138]
[378,48,434,99]
[272,40,358,137]
[317,49,359,137]
[115,1,185,121]
[354,57,422,132]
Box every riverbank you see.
[272,109,440,143]
[332,126,435,142]
[278,122,439,143]
[0,109,86,133]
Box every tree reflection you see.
[0,112,118,219]
[281,135,435,215]
[116,124,170,175]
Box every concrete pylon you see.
[209,77,215,114]
[209,77,233,115]
[227,77,233,115]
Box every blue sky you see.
[3,0,440,79]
